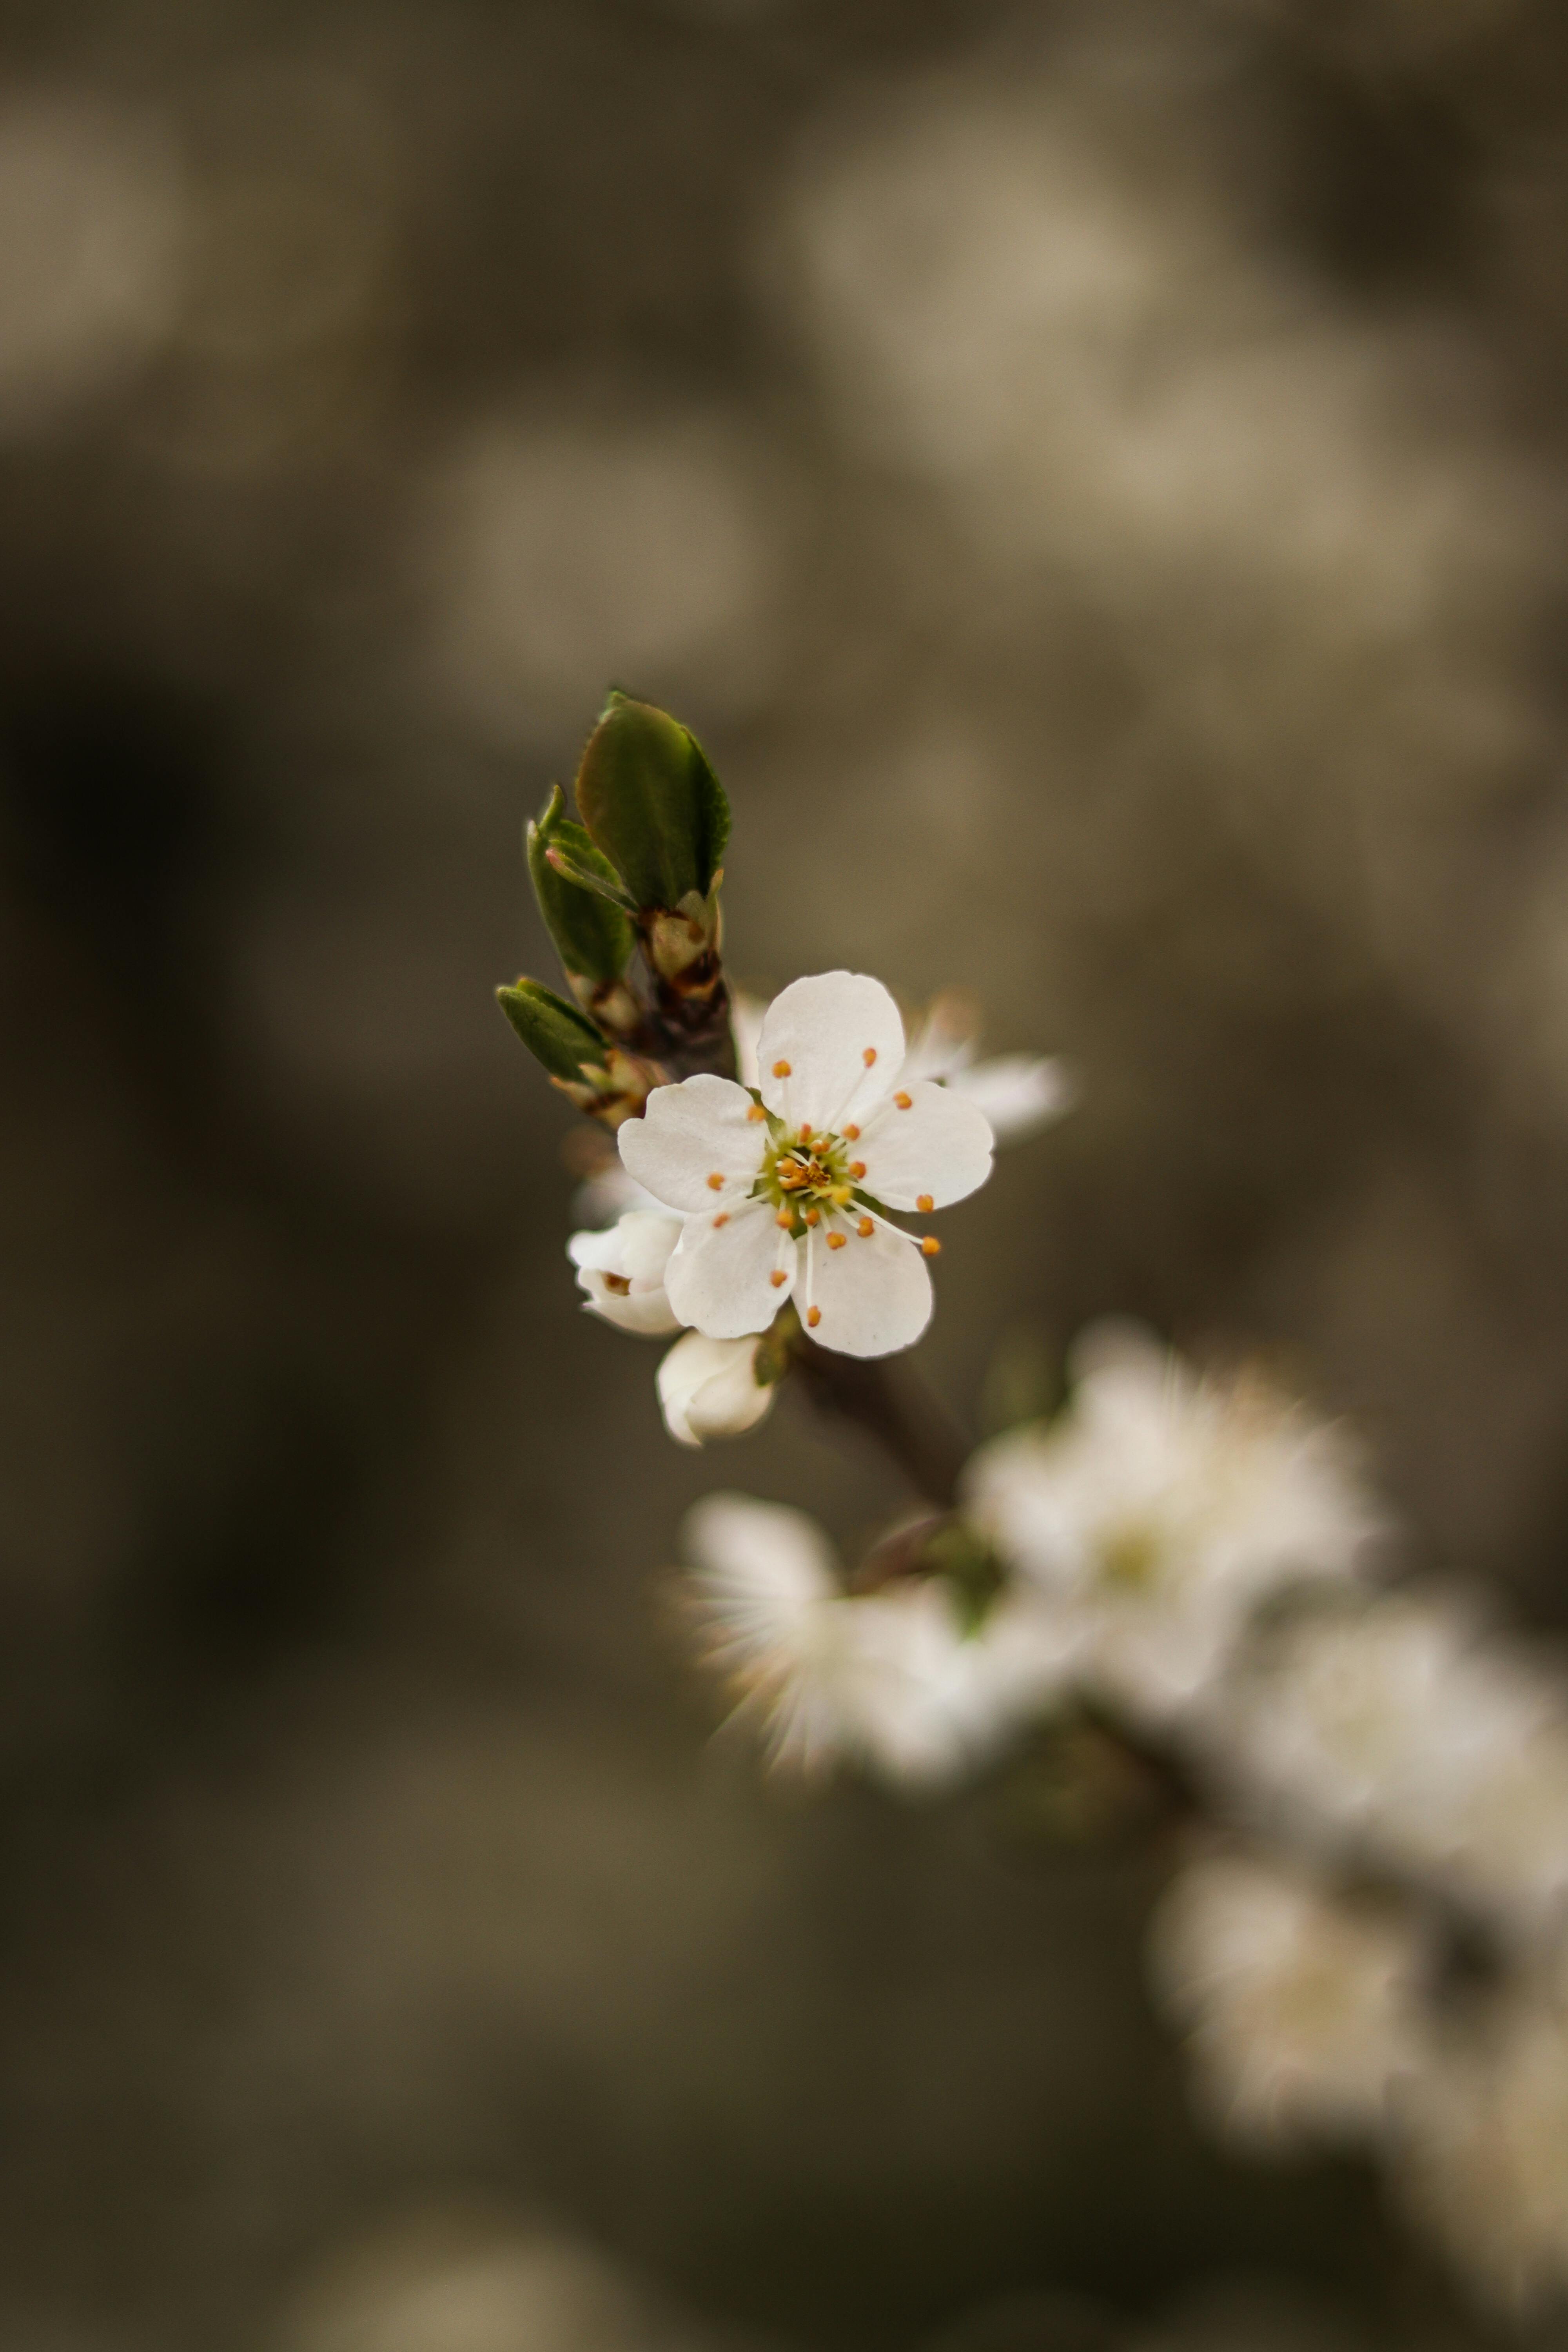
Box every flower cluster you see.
[499,696,1568,2318]
[675,1322,1568,2316]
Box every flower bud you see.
[567,1210,683,1336]
[573,691,729,916]
[657,1330,777,1447]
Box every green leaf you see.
[495,978,608,1082]
[543,842,637,913]
[526,785,636,983]
[573,692,730,912]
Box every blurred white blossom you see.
[570,1157,661,1231]
[899,990,1074,1147]
[1393,1976,1568,2315]
[1150,1853,1426,2152]
[657,1331,775,1447]
[568,1209,683,1336]
[1203,1591,1568,1936]
[681,1494,1067,1785]
[280,2207,711,2352]
[965,1324,1383,1726]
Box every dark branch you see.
[789,1334,969,1510]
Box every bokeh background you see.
[5,0,1568,2344]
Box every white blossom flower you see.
[1149,1852,1427,2152]
[566,1209,683,1335]
[657,1330,775,1446]
[964,1323,1383,1726]
[1394,1977,1568,2315]
[620,971,994,1359]
[1202,1591,1568,1935]
[681,1492,1067,1785]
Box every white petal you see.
[617,1074,764,1212]
[658,1332,775,1446]
[665,1199,791,1338]
[803,1221,931,1357]
[682,1491,839,1614]
[567,1209,681,1280]
[855,1080,993,1210]
[756,971,906,1132]
[949,1054,1074,1147]
[575,1267,683,1336]
[729,990,768,1090]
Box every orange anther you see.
[894,1091,913,1110]
[746,1103,766,1122]
[916,1193,934,1212]
[772,1059,791,1078]
[775,1209,793,1228]
[797,1123,812,1143]
[826,1232,847,1251]
[713,1212,730,1228]
[806,1305,822,1327]
[857,1216,874,1238]
[862,1047,877,1066]
[843,1123,860,1140]
[770,1269,788,1288]
[706,1172,725,1190]
[804,1207,820,1226]
[849,1160,866,1179]
[920,1236,941,1256]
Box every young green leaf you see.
[526,785,636,982]
[573,692,730,913]
[495,978,609,1082]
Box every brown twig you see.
[789,1331,970,1509]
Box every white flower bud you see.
[657,1330,775,1446]
[567,1209,683,1335]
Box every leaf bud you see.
[495,977,609,1083]
[526,785,636,988]
[573,691,730,915]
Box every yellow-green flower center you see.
[757,1121,859,1238]
[1098,1519,1164,1592]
